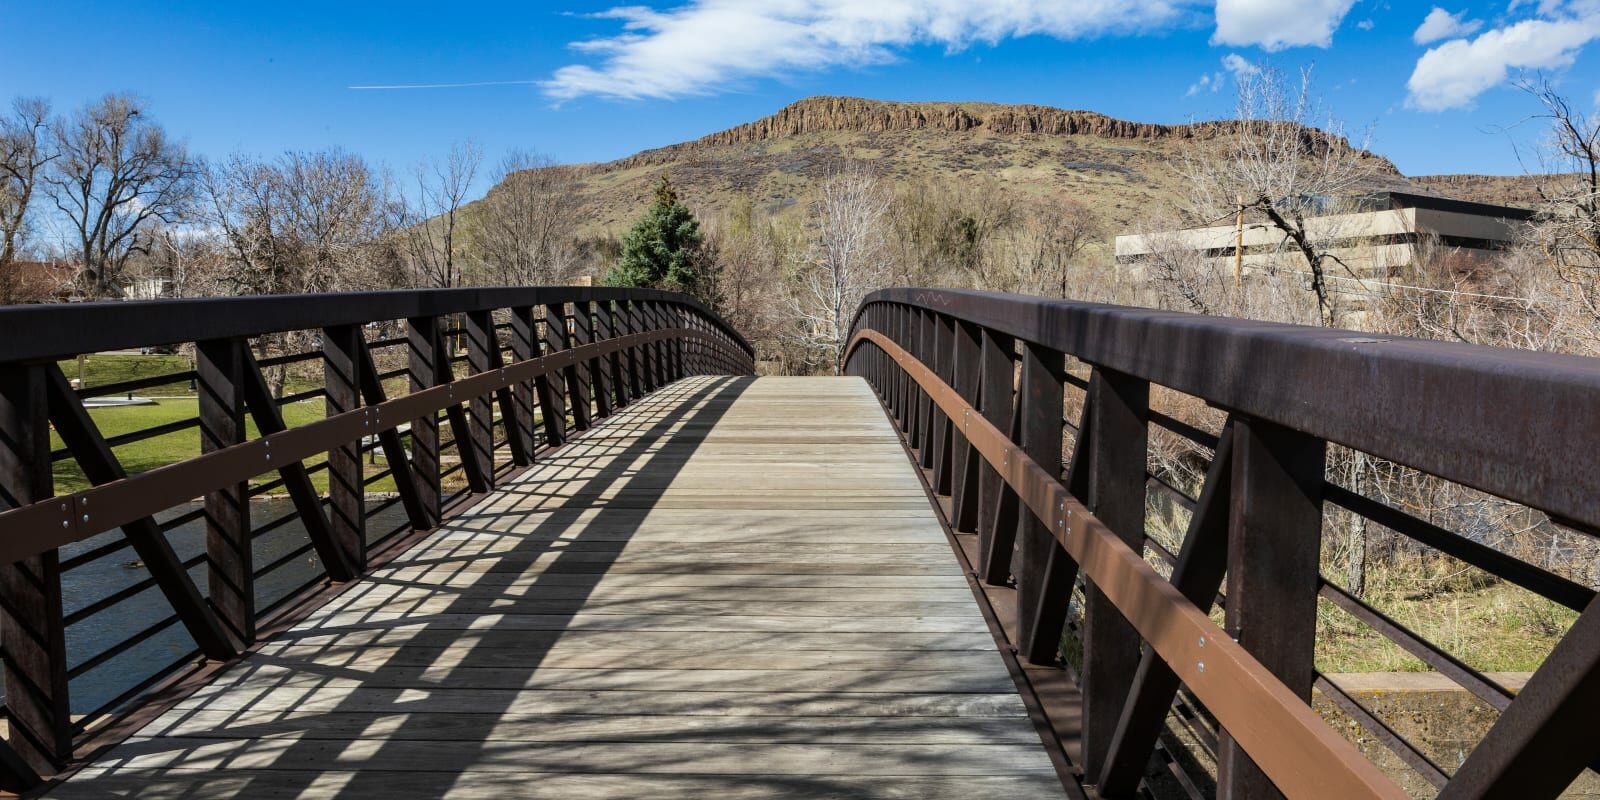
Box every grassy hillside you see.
[485,96,1537,247]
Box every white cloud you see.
[544,0,1194,101]
[1212,0,1358,50]
[1406,10,1600,110]
[1412,7,1483,44]
[1221,53,1259,79]
[1186,72,1224,96]
[1190,53,1256,96]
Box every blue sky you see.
[4,0,1598,199]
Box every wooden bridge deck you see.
[49,376,1065,799]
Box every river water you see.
[52,498,410,715]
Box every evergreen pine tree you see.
[605,174,718,305]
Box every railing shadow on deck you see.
[46,376,1050,800]
[73,378,755,797]
[0,286,756,794]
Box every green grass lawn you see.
[50,398,406,494]
[59,353,327,399]
[60,354,194,396]
[48,355,529,497]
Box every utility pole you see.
[1233,194,1245,314]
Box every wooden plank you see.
[167,686,1030,717]
[306,583,976,603]
[307,596,994,619]
[134,709,1046,744]
[51,770,1068,800]
[190,664,1020,695]
[361,571,975,590]
[294,612,993,634]
[265,629,1003,652]
[91,738,1059,776]
[250,645,1015,672]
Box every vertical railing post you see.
[407,315,443,525]
[632,301,654,392]
[640,301,662,393]
[681,306,698,377]
[509,306,540,453]
[464,311,499,489]
[566,301,594,431]
[1080,367,1150,779]
[656,302,679,381]
[691,308,708,376]
[196,338,253,648]
[598,300,629,409]
[1216,417,1325,800]
[896,306,913,433]
[584,301,613,420]
[908,309,926,445]
[976,328,1018,585]
[322,324,367,571]
[540,303,571,444]
[621,300,645,399]
[473,311,532,467]
[917,310,937,468]
[0,363,68,778]
[931,314,956,495]
[1013,344,1068,664]
[950,319,982,532]
[648,302,672,386]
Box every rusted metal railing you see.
[845,287,1600,800]
[0,287,753,790]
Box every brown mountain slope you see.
[510,96,1514,241]
[1409,173,1550,207]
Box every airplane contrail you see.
[348,79,541,90]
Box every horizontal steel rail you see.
[846,288,1600,800]
[0,286,754,791]
[0,286,748,363]
[856,287,1600,531]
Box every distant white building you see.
[126,276,174,300]
[1114,192,1533,280]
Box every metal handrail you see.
[846,288,1600,800]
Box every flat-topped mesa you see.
[609,95,1398,174]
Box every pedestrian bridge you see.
[0,287,1595,799]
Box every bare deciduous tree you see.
[205,149,397,297]
[1180,66,1376,327]
[789,165,891,373]
[987,196,1105,298]
[466,150,581,286]
[404,140,481,288]
[1516,76,1600,349]
[44,94,197,298]
[0,97,53,302]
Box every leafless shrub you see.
[789,164,892,373]
[402,140,481,289]
[465,150,582,287]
